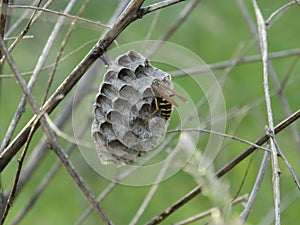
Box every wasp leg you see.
[143,97,159,121]
[143,88,160,121]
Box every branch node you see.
[136,8,147,18]
[93,39,108,59]
[265,125,275,138]
[277,169,282,175]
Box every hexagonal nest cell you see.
[92,50,174,166]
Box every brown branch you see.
[0,0,9,38]
[10,120,91,225]
[0,36,113,225]
[145,108,300,225]
[0,1,42,64]
[1,48,300,79]
[42,0,91,104]
[0,0,43,152]
[1,112,41,224]
[173,194,248,225]
[0,0,146,172]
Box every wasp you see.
[144,78,187,121]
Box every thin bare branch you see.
[266,1,298,26]
[10,120,90,225]
[0,0,42,65]
[42,0,91,104]
[0,0,78,153]
[141,0,186,15]
[168,128,270,153]
[45,114,93,148]
[0,35,114,225]
[145,108,300,225]
[5,1,129,221]
[252,1,281,224]
[0,0,146,172]
[171,48,300,77]
[273,140,300,191]
[0,0,12,157]
[5,0,54,37]
[4,35,34,41]
[0,0,9,38]
[240,151,270,223]
[129,149,176,225]
[234,156,253,200]
[1,112,41,224]
[173,194,248,225]
[1,48,300,79]
[4,81,94,202]
[259,189,300,225]
[279,55,300,92]
[147,0,199,57]
[9,5,110,29]
[0,0,56,65]
[238,0,300,152]
[1,1,300,224]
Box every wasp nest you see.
[92,50,174,166]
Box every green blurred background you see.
[1,0,300,224]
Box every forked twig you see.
[1,1,194,223]
[0,0,42,151]
[1,111,41,224]
[273,140,300,191]
[0,36,113,225]
[266,1,299,26]
[171,48,300,77]
[252,1,281,224]
[141,0,186,15]
[0,0,42,65]
[0,0,146,172]
[1,48,300,79]
[145,108,300,225]
[238,0,300,153]
[173,194,248,225]
[8,5,109,29]
[42,0,91,104]
[10,120,91,225]
[168,128,270,153]
[1,1,300,224]
[1,0,79,156]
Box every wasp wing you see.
[156,82,188,103]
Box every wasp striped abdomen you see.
[143,78,188,121]
[157,97,173,120]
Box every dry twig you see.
[145,108,300,225]
[251,1,281,224]
[0,36,113,225]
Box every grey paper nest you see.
[92,50,173,166]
